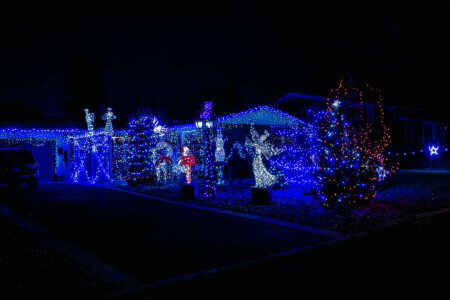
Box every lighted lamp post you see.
[195,100,216,197]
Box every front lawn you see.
[116,169,450,234]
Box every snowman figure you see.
[214,128,227,162]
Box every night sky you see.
[0,0,448,126]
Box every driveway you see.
[0,183,335,284]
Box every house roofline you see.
[273,92,426,111]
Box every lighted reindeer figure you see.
[153,141,173,185]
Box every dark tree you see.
[60,53,108,124]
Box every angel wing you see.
[249,123,259,143]
[245,136,254,149]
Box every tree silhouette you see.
[60,53,108,124]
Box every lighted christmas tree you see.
[317,97,360,211]
[318,78,397,211]
[126,113,160,185]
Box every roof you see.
[217,105,302,126]
[170,105,303,132]
[273,92,425,111]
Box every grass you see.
[117,169,450,234]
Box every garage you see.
[25,141,55,182]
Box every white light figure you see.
[153,141,173,185]
[214,128,227,162]
[152,117,168,137]
[178,145,195,184]
[245,124,283,188]
[332,99,341,108]
[376,164,389,182]
[85,109,95,136]
[428,145,439,171]
[310,152,319,169]
[102,107,117,136]
[428,145,439,156]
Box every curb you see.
[101,236,352,299]
[102,205,450,299]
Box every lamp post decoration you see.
[195,100,216,196]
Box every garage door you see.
[26,141,54,181]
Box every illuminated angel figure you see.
[245,124,283,188]
[84,109,95,136]
[102,107,117,136]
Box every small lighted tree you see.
[317,98,359,210]
[126,113,162,185]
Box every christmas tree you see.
[317,97,359,211]
[318,78,397,211]
[126,113,160,185]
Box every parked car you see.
[0,148,39,188]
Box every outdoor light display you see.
[102,107,117,136]
[0,128,81,178]
[178,145,195,184]
[225,140,247,160]
[84,109,95,136]
[214,127,227,162]
[213,127,228,186]
[317,78,397,209]
[71,134,111,184]
[428,145,439,170]
[153,141,173,184]
[428,145,439,156]
[126,114,164,185]
[317,97,358,208]
[199,101,214,120]
[268,109,326,189]
[376,164,389,182]
[245,123,283,188]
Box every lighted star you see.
[332,99,341,108]
[428,145,439,156]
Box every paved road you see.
[0,183,334,284]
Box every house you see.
[169,105,306,177]
[272,92,449,154]
[0,128,81,181]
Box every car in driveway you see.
[0,148,39,188]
